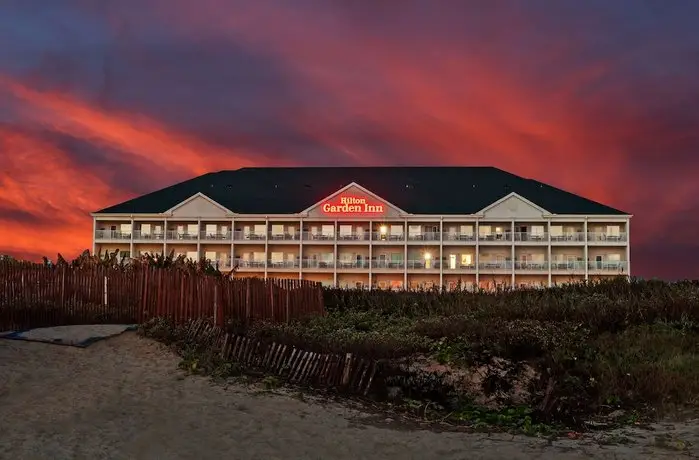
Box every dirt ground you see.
[0,332,697,459]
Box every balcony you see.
[301,259,335,269]
[336,231,370,241]
[587,232,628,243]
[267,260,300,269]
[407,232,441,242]
[233,259,266,269]
[588,261,628,272]
[442,232,476,242]
[513,232,548,243]
[550,261,586,271]
[268,232,301,242]
[371,232,405,242]
[302,232,335,242]
[371,260,405,269]
[406,260,441,269]
[200,231,232,241]
[550,232,585,243]
[233,231,267,241]
[478,261,513,270]
[514,261,549,270]
[478,233,512,242]
[336,260,371,269]
[166,231,198,241]
[442,263,476,271]
[95,230,132,240]
[133,230,165,240]
[209,257,232,269]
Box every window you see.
[120,223,132,234]
[460,254,472,266]
[321,225,334,237]
[253,252,265,262]
[408,225,422,237]
[531,225,545,236]
[460,225,473,235]
[390,224,404,235]
[272,224,284,236]
[607,253,621,261]
[153,225,162,235]
[205,251,216,261]
[607,225,620,236]
[186,251,198,261]
[254,224,266,235]
[141,223,151,235]
[339,225,353,237]
[550,225,563,237]
[206,224,217,235]
[271,252,284,262]
[479,225,491,236]
[187,224,198,235]
[449,254,457,269]
[220,225,228,236]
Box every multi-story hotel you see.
[92,167,630,290]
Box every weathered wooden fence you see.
[0,263,324,331]
[186,319,378,395]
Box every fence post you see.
[60,266,66,308]
[103,275,108,307]
[213,283,218,326]
[285,287,290,323]
[245,278,251,319]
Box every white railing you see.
[587,232,628,242]
[233,230,267,241]
[94,230,132,240]
[166,231,198,240]
[514,261,549,270]
[588,261,628,271]
[233,259,267,268]
[407,232,441,241]
[268,232,301,241]
[133,230,165,240]
[442,263,476,271]
[336,260,371,269]
[200,231,232,241]
[336,231,371,241]
[371,260,405,269]
[550,261,586,270]
[371,232,405,242]
[267,260,300,268]
[405,260,441,269]
[302,231,335,241]
[301,259,335,269]
[513,232,548,242]
[550,232,585,242]
[442,232,476,241]
[478,233,512,242]
[478,261,513,269]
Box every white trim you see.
[474,192,550,216]
[164,192,235,215]
[299,182,408,215]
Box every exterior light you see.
[379,225,388,234]
[424,252,432,260]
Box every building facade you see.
[92,167,630,290]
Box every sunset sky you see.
[1,0,698,280]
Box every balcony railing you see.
[268,232,301,241]
[550,232,585,242]
[301,259,335,268]
[407,232,441,241]
[233,231,267,241]
[208,258,232,269]
[233,259,267,268]
[478,233,512,242]
[166,231,198,240]
[442,263,476,270]
[371,232,405,242]
[550,261,586,270]
[337,231,371,241]
[200,231,232,241]
[406,260,441,269]
[336,260,371,269]
[371,260,405,269]
[588,261,628,271]
[267,260,300,269]
[95,230,132,240]
[513,232,548,242]
[478,261,513,269]
[133,230,165,240]
[442,232,476,242]
[587,232,628,242]
[514,261,549,270]
[302,232,335,241]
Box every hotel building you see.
[92,167,631,290]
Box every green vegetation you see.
[233,278,699,430]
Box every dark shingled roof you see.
[96,167,628,215]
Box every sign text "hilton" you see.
[321,196,385,214]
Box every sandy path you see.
[0,332,696,459]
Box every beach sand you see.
[0,331,696,459]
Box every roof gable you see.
[167,193,232,217]
[304,182,405,218]
[477,193,549,219]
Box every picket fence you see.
[0,263,324,331]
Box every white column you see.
[333,220,338,287]
[196,218,201,262]
[474,220,480,288]
[264,217,269,279]
[230,218,235,272]
[129,217,134,260]
[403,218,408,289]
[163,218,168,256]
[368,220,373,289]
[584,219,589,280]
[92,218,97,255]
[511,219,515,287]
[547,219,552,287]
[298,218,303,280]
[439,219,444,289]
[626,218,631,278]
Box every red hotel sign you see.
[321,196,385,214]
